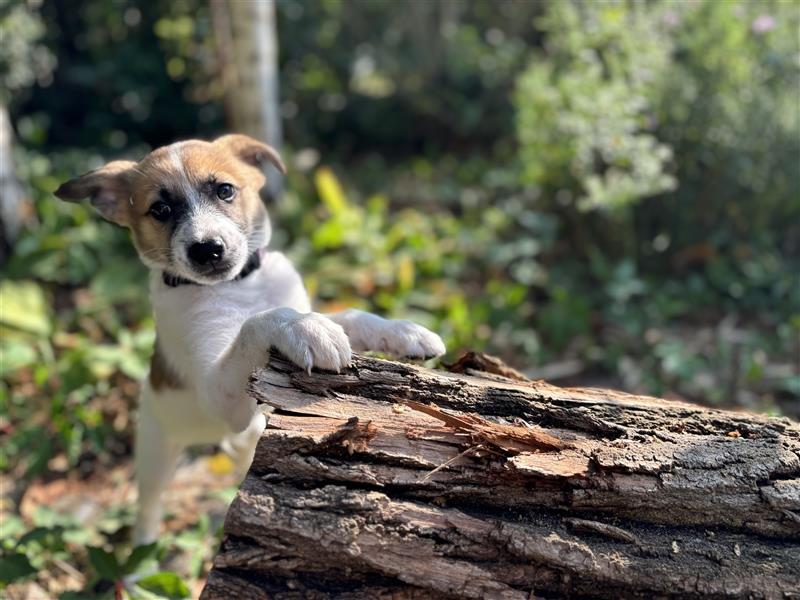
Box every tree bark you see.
[202,352,800,599]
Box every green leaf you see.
[0,280,51,337]
[122,542,159,576]
[0,552,36,584]
[0,339,38,377]
[16,526,66,552]
[137,572,191,599]
[89,261,147,305]
[0,515,26,541]
[311,219,345,249]
[314,167,349,215]
[86,546,122,580]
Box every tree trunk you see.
[202,352,800,599]
[210,0,283,199]
[0,104,30,263]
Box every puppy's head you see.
[55,134,285,284]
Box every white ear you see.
[55,160,137,226]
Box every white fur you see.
[328,309,446,358]
[171,204,249,284]
[133,251,445,545]
[169,143,198,206]
[168,143,250,284]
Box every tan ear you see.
[214,134,286,175]
[55,160,137,226]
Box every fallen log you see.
[202,352,800,599]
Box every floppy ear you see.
[214,134,286,175]
[54,160,137,227]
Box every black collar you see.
[162,249,264,288]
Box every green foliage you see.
[0,553,36,586]
[2,1,798,596]
[86,546,124,580]
[137,572,191,599]
[0,0,55,104]
[0,502,203,598]
[122,543,159,577]
[1,150,149,479]
[511,1,799,401]
[516,0,800,225]
[516,1,677,210]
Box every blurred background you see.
[1,0,798,597]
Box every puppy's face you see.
[56,135,285,284]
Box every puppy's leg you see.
[220,410,268,481]
[201,307,352,433]
[327,309,445,359]
[132,398,183,546]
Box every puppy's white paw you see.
[273,311,352,372]
[377,320,446,360]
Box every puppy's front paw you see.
[273,312,352,372]
[378,321,446,360]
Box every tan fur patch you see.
[150,341,184,391]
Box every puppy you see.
[55,134,445,545]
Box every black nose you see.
[188,239,225,265]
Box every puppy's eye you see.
[148,201,172,221]
[216,183,236,202]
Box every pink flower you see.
[752,14,776,34]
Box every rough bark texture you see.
[202,352,800,599]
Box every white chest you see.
[149,251,311,384]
